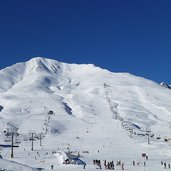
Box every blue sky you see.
[0,0,171,83]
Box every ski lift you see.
[48,110,54,115]
[4,137,11,142]
[150,134,154,138]
[15,138,21,144]
[156,136,161,140]
[164,138,168,142]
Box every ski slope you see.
[0,57,171,170]
[0,158,42,171]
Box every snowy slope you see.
[0,158,41,171]
[0,57,171,170]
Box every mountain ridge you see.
[0,57,171,126]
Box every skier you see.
[83,163,86,169]
[104,160,107,169]
[51,165,54,170]
[137,161,140,166]
[133,161,135,166]
[111,161,114,170]
[121,163,124,170]
[107,162,110,169]
[99,161,102,169]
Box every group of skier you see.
[132,160,146,167]
[93,159,102,169]
[104,160,114,170]
[92,154,150,170]
[161,161,171,169]
[93,159,125,170]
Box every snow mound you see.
[0,158,42,171]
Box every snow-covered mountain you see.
[1,57,171,131]
[1,57,171,171]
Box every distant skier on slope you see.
[83,163,86,169]
[51,164,54,170]
[121,163,124,170]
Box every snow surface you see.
[0,57,171,170]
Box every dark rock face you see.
[160,82,171,90]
